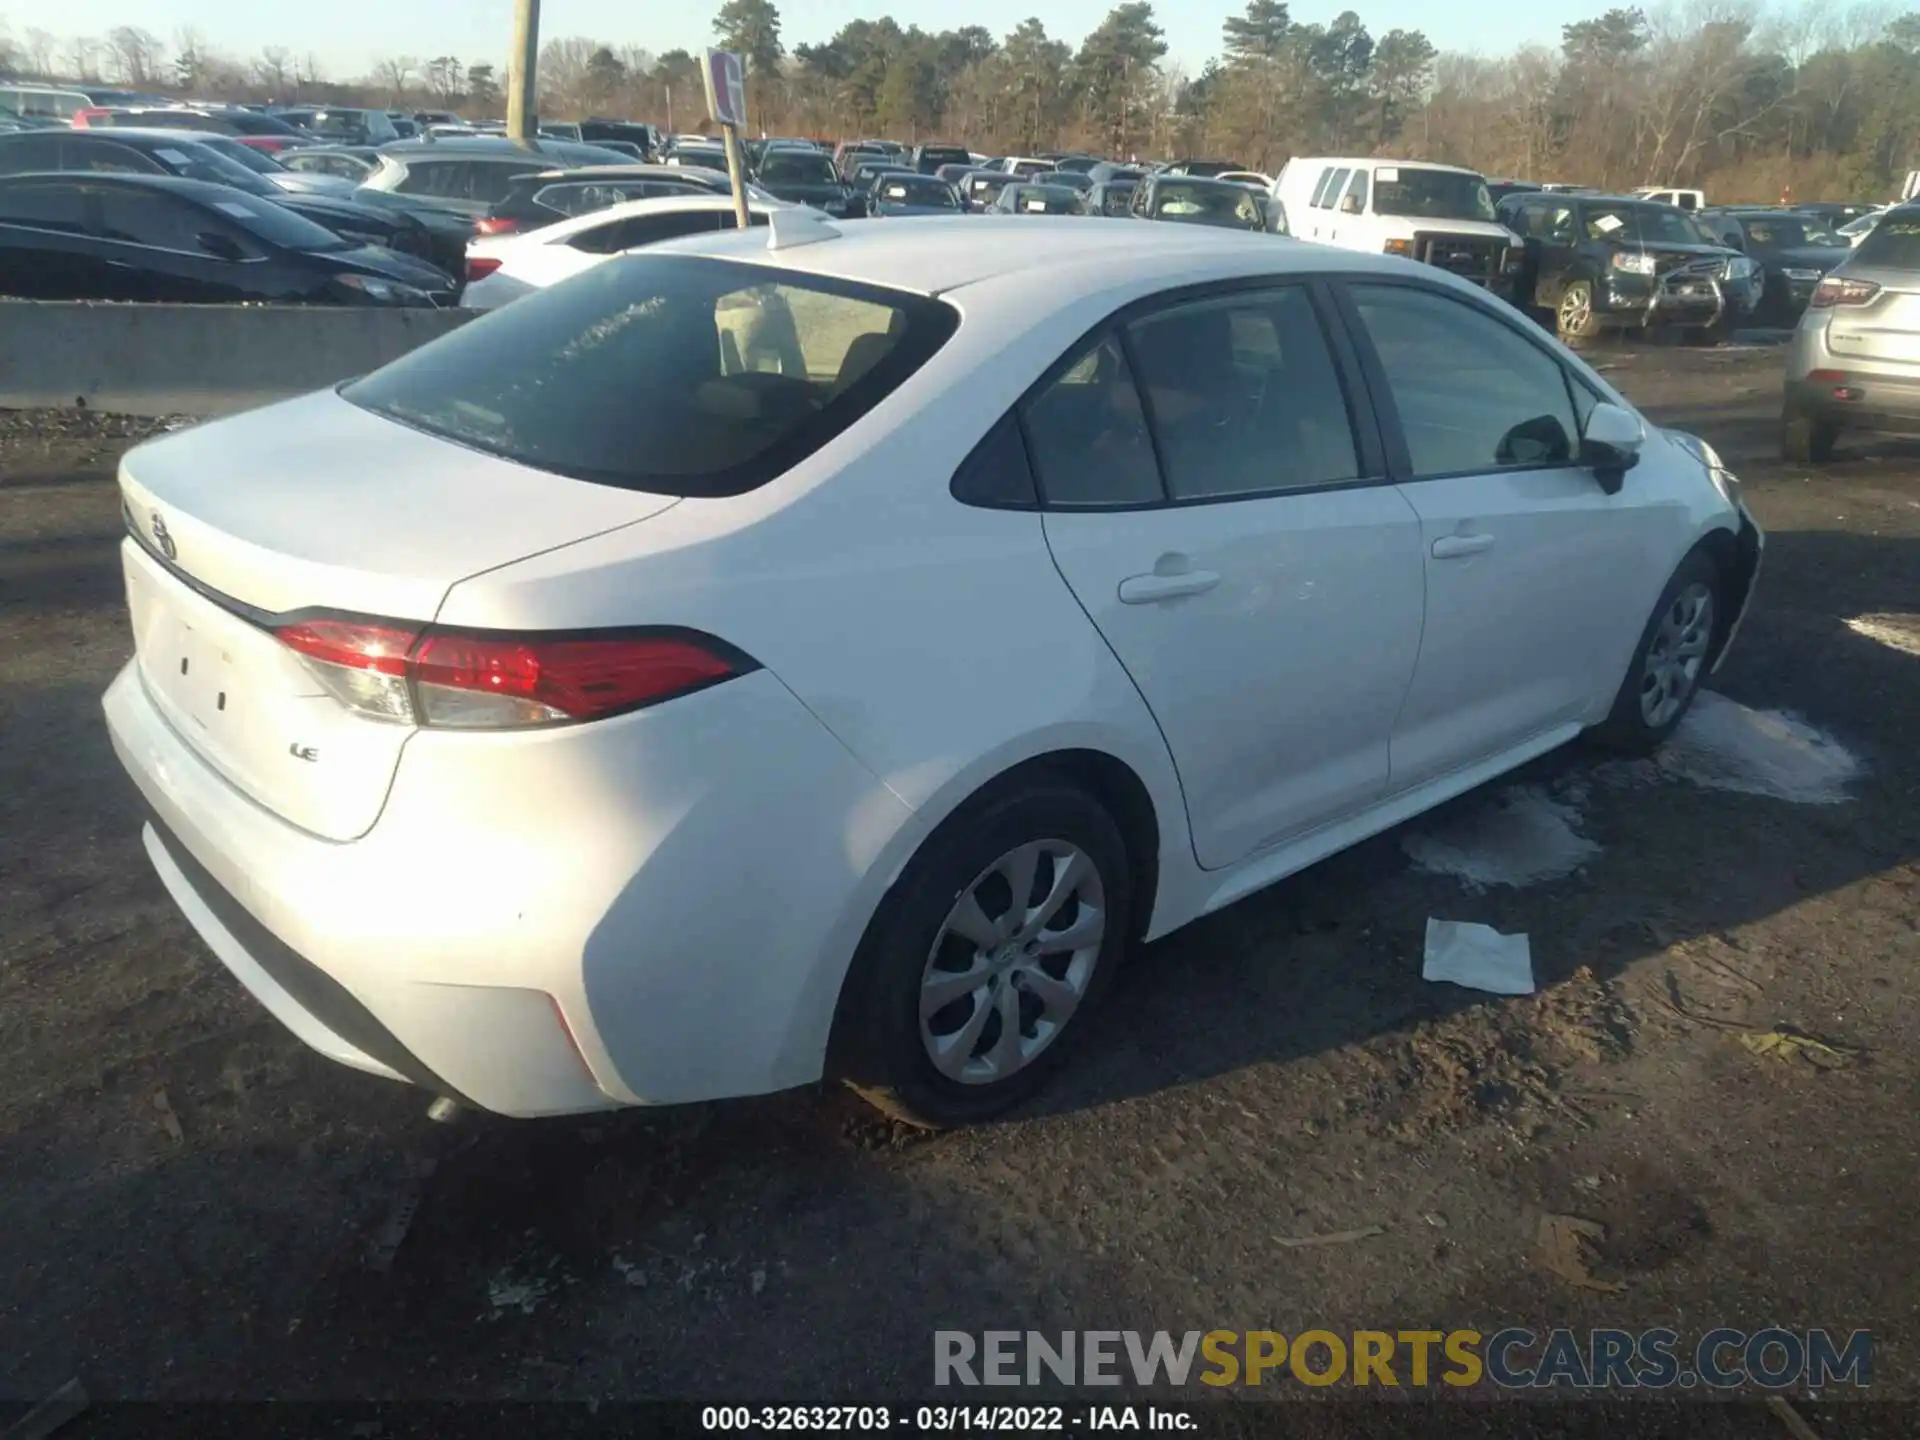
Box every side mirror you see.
[197,231,245,262]
[1338,193,1361,214]
[1580,401,1644,493]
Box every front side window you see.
[1124,288,1360,500]
[92,189,212,251]
[1019,332,1162,507]
[1349,283,1578,477]
[1342,169,1370,212]
[344,255,958,498]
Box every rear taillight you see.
[1809,276,1880,308]
[73,108,110,128]
[272,618,747,728]
[466,255,503,280]
[473,217,521,236]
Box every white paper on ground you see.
[1422,918,1535,995]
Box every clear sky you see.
[17,0,1602,80]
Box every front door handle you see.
[1118,570,1222,604]
[1431,533,1495,559]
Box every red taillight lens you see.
[272,619,744,728]
[73,108,110,128]
[466,255,503,280]
[1809,276,1880,308]
[473,217,521,236]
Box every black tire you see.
[1589,549,1723,755]
[831,777,1133,1129]
[1684,321,1730,346]
[1556,280,1604,341]
[1782,410,1838,463]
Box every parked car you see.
[461,194,788,309]
[909,143,973,175]
[278,146,380,181]
[356,140,636,219]
[1278,157,1522,298]
[1794,202,1880,230]
[996,157,1057,179]
[1086,179,1139,217]
[1046,155,1101,175]
[960,171,1015,212]
[1488,179,1544,204]
[993,183,1085,216]
[1161,159,1247,178]
[476,164,734,237]
[1633,186,1707,212]
[1782,204,1920,461]
[578,121,658,157]
[935,163,989,188]
[74,106,311,154]
[101,216,1761,1127]
[182,133,359,195]
[752,147,861,218]
[0,130,446,272]
[1216,171,1275,190]
[539,123,585,142]
[1498,191,1758,342]
[270,107,401,146]
[833,140,892,180]
[1700,208,1851,323]
[1031,170,1095,196]
[662,140,729,172]
[869,174,965,218]
[849,160,916,192]
[1087,162,1146,185]
[1130,174,1265,231]
[0,172,455,304]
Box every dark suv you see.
[1696,208,1851,323]
[1498,191,1759,342]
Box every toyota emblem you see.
[151,512,177,562]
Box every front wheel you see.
[832,779,1133,1129]
[1556,280,1604,341]
[1782,410,1838,463]
[1588,550,1722,754]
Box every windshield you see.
[1152,180,1262,228]
[210,193,349,251]
[877,177,957,208]
[1581,204,1712,246]
[344,255,960,498]
[759,153,837,186]
[1372,167,1496,222]
[195,135,282,174]
[1098,183,1136,216]
[1853,213,1920,270]
[1739,215,1845,249]
[149,141,276,196]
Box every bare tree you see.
[254,46,292,97]
[66,35,101,82]
[376,55,420,105]
[23,26,58,77]
[105,26,165,87]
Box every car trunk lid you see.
[117,389,679,840]
[1826,267,1920,364]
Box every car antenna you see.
[765,208,840,251]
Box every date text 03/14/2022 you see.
[700,1406,1189,1431]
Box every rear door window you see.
[1317,168,1351,208]
[0,134,68,174]
[393,160,465,197]
[343,254,959,498]
[92,188,209,252]
[1018,332,1163,507]
[0,179,87,232]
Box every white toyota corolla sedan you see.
[103,213,1762,1127]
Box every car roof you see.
[57,127,216,149]
[0,169,228,200]
[518,163,719,183]
[658,214,1404,297]
[513,192,789,243]
[1292,156,1480,176]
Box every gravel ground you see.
[1,345,1916,1431]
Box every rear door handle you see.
[1118,570,1222,604]
[1431,533,1495,559]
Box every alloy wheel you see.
[1559,286,1592,334]
[1639,581,1715,728]
[919,840,1106,1086]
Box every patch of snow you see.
[1403,785,1600,891]
[1598,692,1861,805]
[1845,612,1920,658]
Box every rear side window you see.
[0,134,68,174]
[344,254,959,498]
[1018,332,1162,507]
[0,180,86,231]
[93,189,210,251]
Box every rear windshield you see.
[344,254,959,497]
[878,176,958,207]
[1853,213,1920,270]
[1152,180,1261,227]
[759,152,838,185]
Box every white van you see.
[0,86,95,124]
[1273,157,1522,297]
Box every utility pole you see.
[507,0,541,140]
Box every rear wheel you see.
[832,779,1132,1129]
[1782,410,1839,463]
[1556,281,1604,341]
[1684,320,1730,346]
[1589,550,1722,754]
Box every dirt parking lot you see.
[1,341,1917,1429]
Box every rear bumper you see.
[1785,371,1920,431]
[104,659,919,1117]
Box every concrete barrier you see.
[0,302,479,416]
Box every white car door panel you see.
[1028,286,1426,870]
[1343,280,1663,791]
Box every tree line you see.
[8,4,1920,200]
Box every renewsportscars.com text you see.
[933,1328,1873,1390]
